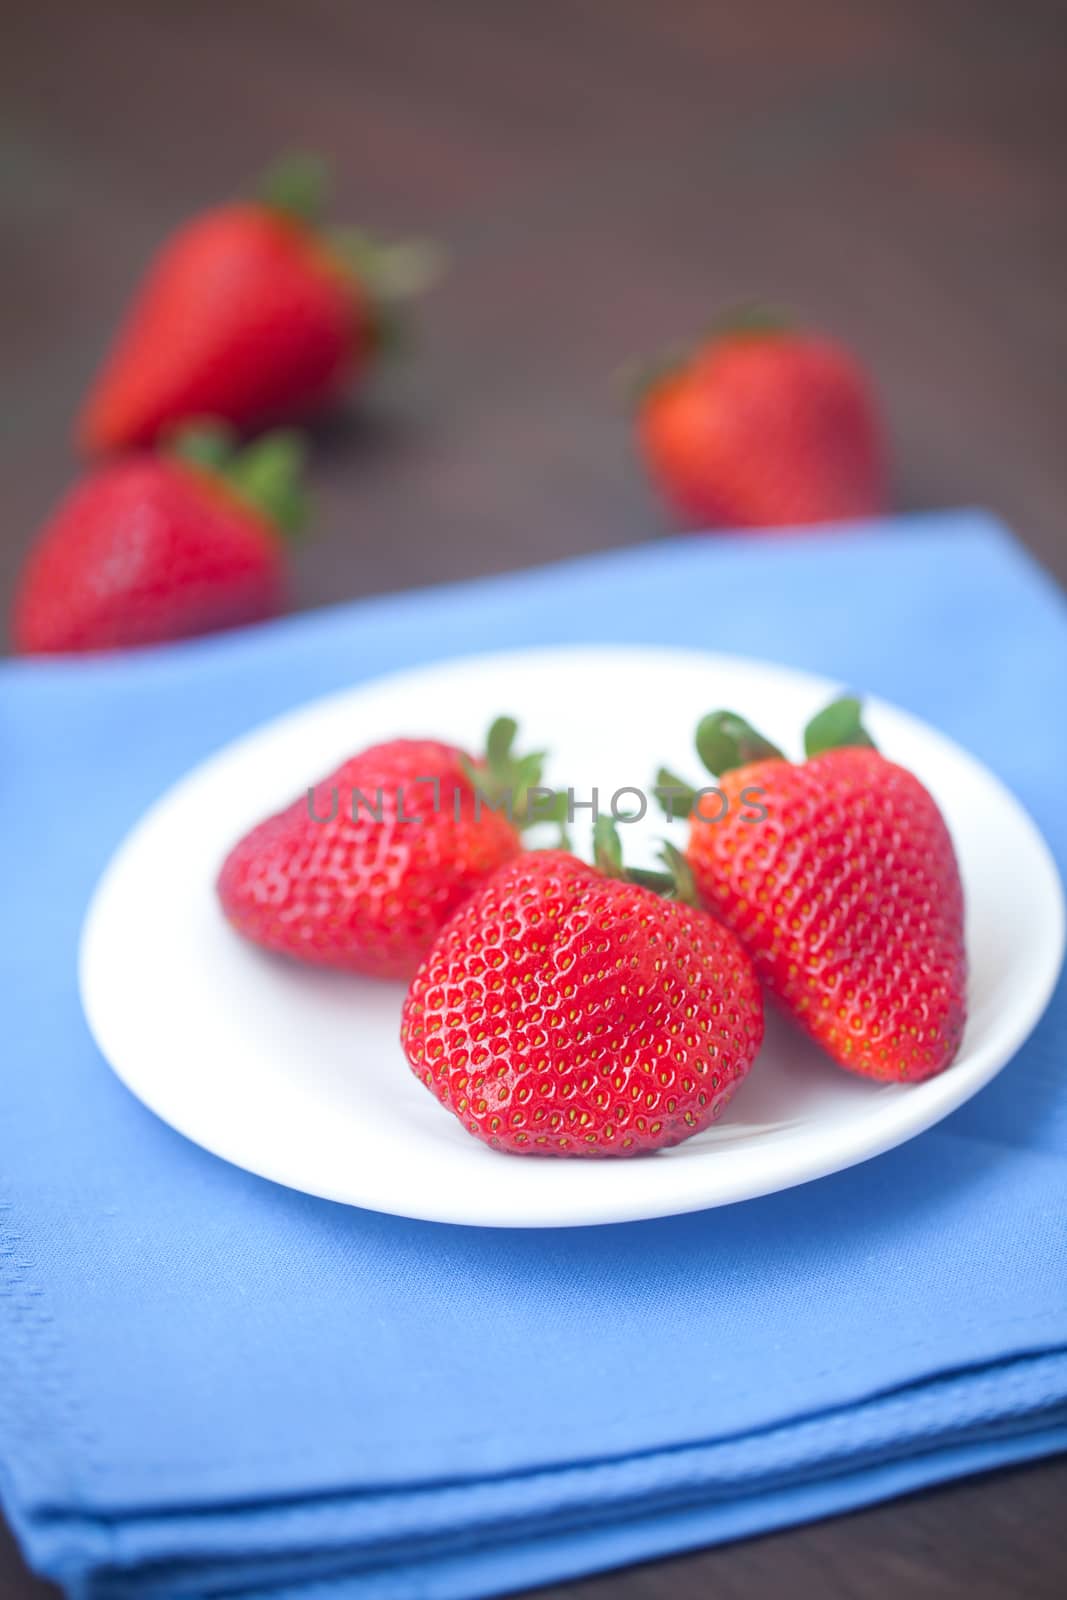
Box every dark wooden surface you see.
[2,1,1065,1595]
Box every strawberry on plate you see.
[656,697,967,1081]
[634,309,886,530]
[78,154,436,454]
[12,424,303,654]
[217,718,567,982]
[401,824,764,1156]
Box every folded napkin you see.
[2,511,1066,1600]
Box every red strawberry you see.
[12,425,304,654]
[79,155,434,454]
[401,828,764,1156]
[657,698,966,1081]
[635,310,886,529]
[217,719,566,981]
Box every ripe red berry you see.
[218,723,560,981]
[636,313,885,530]
[401,850,764,1155]
[663,700,967,1081]
[11,427,302,654]
[78,155,433,454]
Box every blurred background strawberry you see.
[13,425,305,653]
[79,155,435,455]
[634,312,886,530]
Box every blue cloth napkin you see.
[2,511,1066,1600]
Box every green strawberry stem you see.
[803,696,876,757]
[227,432,308,538]
[659,841,700,905]
[257,152,329,226]
[622,302,794,408]
[170,423,309,538]
[467,717,570,846]
[487,715,518,769]
[706,301,794,341]
[654,696,877,804]
[592,818,700,906]
[617,345,690,408]
[655,766,698,820]
[696,711,784,777]
[593,815,626,877]
[328,229,442,303]
[327,229,443,358]
[257,153,441,359]
[168,421,236,474]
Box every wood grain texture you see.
[1,1,1064,1594]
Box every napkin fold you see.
[2,511,1066,1600]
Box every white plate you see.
[79,647,1065,1228]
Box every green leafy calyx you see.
[696,711,784,776]
[257,152,330,227]
[654,767,698,821]
[593,818,701,907]
[803,696,876,758]
[169,421,309,538]
[466,717,569,843]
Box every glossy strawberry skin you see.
[638,332,885,530]
[11,458,285,654]
[217,740,523,981]
[79,205,368,454]
[686,747,966,1081]
[401,852,764,1156]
